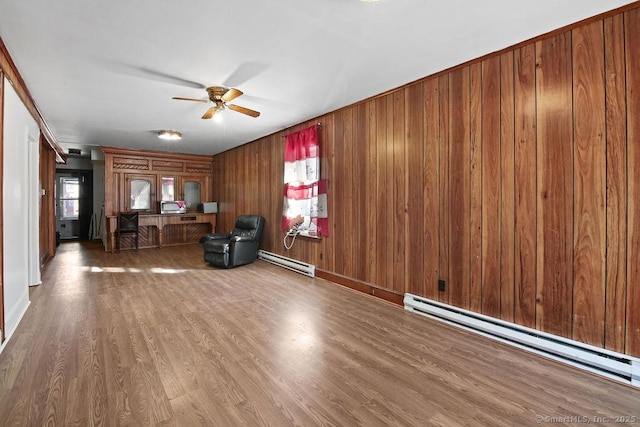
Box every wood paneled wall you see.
[39,136,57,266]
[213,5,640,356]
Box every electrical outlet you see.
[438,279,446,292]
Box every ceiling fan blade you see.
[172,97,209,103]
[138,68,206,89]
[221,88,243,102]
[224,62,269,88]
[227,104,260,118]
[201,106,218,120]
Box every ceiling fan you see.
[172,86,260,119]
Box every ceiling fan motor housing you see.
[206,86,228,101]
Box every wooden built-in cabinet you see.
[103,146,216,251]
[159,174,210,208]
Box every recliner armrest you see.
[199,232,231,243]
[231,235,257,243]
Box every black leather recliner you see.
[201,215,266,268]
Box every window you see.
[281,125,328,238]
[59,177,80,220]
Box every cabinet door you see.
[125,174,156,212]
[178,176,210,210]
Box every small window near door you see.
[59,177,80,220]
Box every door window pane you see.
[130,179,151,210]
[62,199,79,219]
[59,177,80,219]
[161,177,174,201]
[184,181,201,208]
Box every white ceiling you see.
[0,0,635,157]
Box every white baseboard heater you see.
[404,293,639,388]
[258,250,315,277]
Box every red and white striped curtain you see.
[281,125,329,236]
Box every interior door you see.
[56,173,81,240]
[55,171,93,240]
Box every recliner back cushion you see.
[230,215,265,241]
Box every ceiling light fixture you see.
[157,130,182,140]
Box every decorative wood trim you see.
[112,156,150,170]
[185,162,212,174]
[186,167,213,174]
[152,160,184,172]
[112,163,150,171]
[102,146,213,164]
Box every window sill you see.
[298,231,322,240]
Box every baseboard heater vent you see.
[258,250,315,277]
[404,293,639,388]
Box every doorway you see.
[55,170,93,240]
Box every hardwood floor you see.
[0,242,638,426]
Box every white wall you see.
[56,156,92,170]
[27,116,41,286]
[2,77,40,343]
